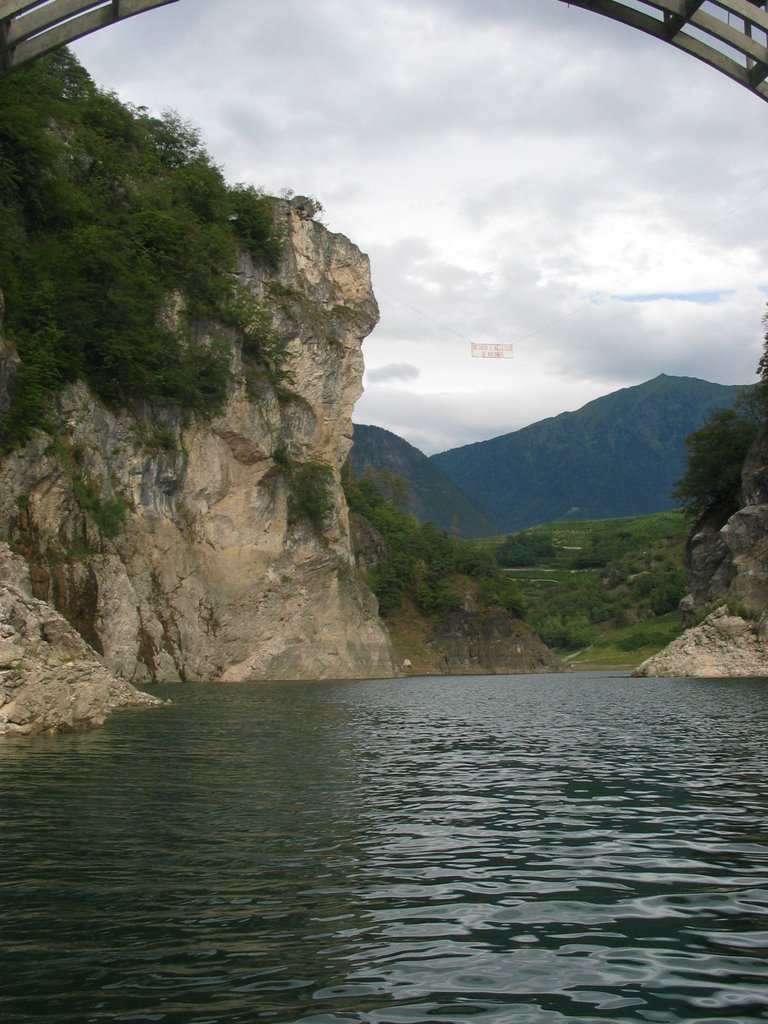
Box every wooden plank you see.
[3,0,179,72]
[557,0,768,101]
[8,1,103,44]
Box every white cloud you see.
[72,0,768,454]
[365,363,421,384]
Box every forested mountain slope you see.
[431,375,748,532]
[349,424,498,537]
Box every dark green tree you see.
[343,466,526,621]
[671,407,759,525]
[672,308,767,527]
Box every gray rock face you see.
[634,606,768,678]
[432,607,565,675]
[0,544,162,735]
[0,201,398,688]
[346,510,564,676]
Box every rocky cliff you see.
[0,198,398,692]
[430,606,565,675]
[383,596,565,677]
[635,605,768,678]
[348,508,564,676]
[681,430,768,619]
[0,543,163,734]
[637,430,768,677]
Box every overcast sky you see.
[72,0,768,454]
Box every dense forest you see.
[0,50,282,451]
[343,466,526,620]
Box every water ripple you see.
[1,673,767,1023]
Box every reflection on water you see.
[1,673,767,1023]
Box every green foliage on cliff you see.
[228,288,296,399]
[287,457,335,532]
[71,477,127,539]
[44,435,128,540]
[671,406,759,526]
[0,50,282,451]
[343,467,526,619]
[672,327,767,529]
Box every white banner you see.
[471,343,513,359]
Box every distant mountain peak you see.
[348,424,499,538]
[430,376,751,533]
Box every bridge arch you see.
[555,1,768,102]
[0,0,179,77]
[1,1,767,104]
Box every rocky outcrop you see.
[645,429,768,678]
[382,594,565,677]
[0,199,398,689]
[0,544,162,735]
[431,606,565,675]
[349,511,387,572]
[347,508,564,676]
[634,605,768,678]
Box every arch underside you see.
[0,1,766,105]
[0,0,179,76]
[557,0,768,101]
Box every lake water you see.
[1,672,767,1024]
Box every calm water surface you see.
[1,672,767,1023]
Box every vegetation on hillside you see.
[487,512,689,655]
[672,314,767,529]
[0,50,282,451]
[350,423,499,537]
[343,466,526,619]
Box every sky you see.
[72,0,768,455]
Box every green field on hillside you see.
[481,511,690,668]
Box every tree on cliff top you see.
[0,50,281,451]
[672,307,767,527]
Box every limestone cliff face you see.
[0,199,398,684]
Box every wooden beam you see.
[0,0,178,73]
[558,0,768,102]
[8,1,104,45]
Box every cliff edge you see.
[0,199,398,693]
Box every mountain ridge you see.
[349,423,499,537]
[431,374,749,532]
